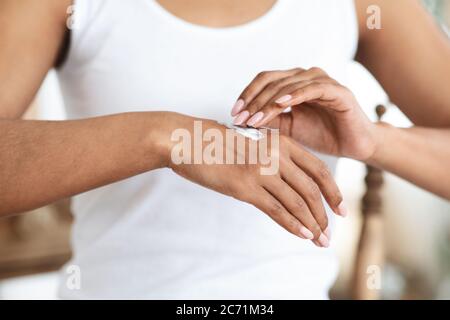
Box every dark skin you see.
[0,0,349,248]
[0,0,449,247]
[231,0,450,199]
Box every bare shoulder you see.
[0,0,72,119]
[353,0,450,126]
[0,0,71,23]
[354,0,430,43]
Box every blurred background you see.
[0,0,449,300]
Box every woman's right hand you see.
[162,113,346,248]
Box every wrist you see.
[365,121,393,166]
[143,111,194,169]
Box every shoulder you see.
[0,0,71,25]
[354,0,427,43]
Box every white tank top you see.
[57,0,358,299]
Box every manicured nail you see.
[337,202,348,217]
[233,111,250,126]
[275,95,292,104]
[318,233,330,248]
[231,99,245,116]
[246,112,264,127]
[299,226,314,240]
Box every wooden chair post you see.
[351,105,386,300]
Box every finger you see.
[240,67,327,124]
[313,223,331,247]
[250,187,314,240]
[274,82,345,111]
[264,178,329,247]
[281,161,329,232]
[265,111,293,138]
[252,66,328,110]
[250,81,343,127]
[289,145,346,217]
[246,80,313,128]
[231,69,303,118]
[231,70,284,117]
[243,73,309,118]
[238,69,304,106]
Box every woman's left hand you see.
[231,67,379,161]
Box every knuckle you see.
[256,71,271,80]
[308,183,322,201]
[293,198,306,212]
[256,71,266,78]
[268,202,284,218]
[309,66,321,73]
[286,219,300,234]
[328,78,341,86]
[316,160,331,180]
[309,66,327,76]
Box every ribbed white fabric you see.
[57,0,358,299]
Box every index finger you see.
[289,144,347,217]
[231,69,303,116]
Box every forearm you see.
[0,111,181,216]
[368,122,450,199]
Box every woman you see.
[0,0,449,299]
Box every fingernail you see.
[231,99,245,116]
[233,111,250,126]
[337,202,348,217]
[299,226,314,240]
[275,95,292,104]
[246,112,264,127]
[318,233,330,248]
